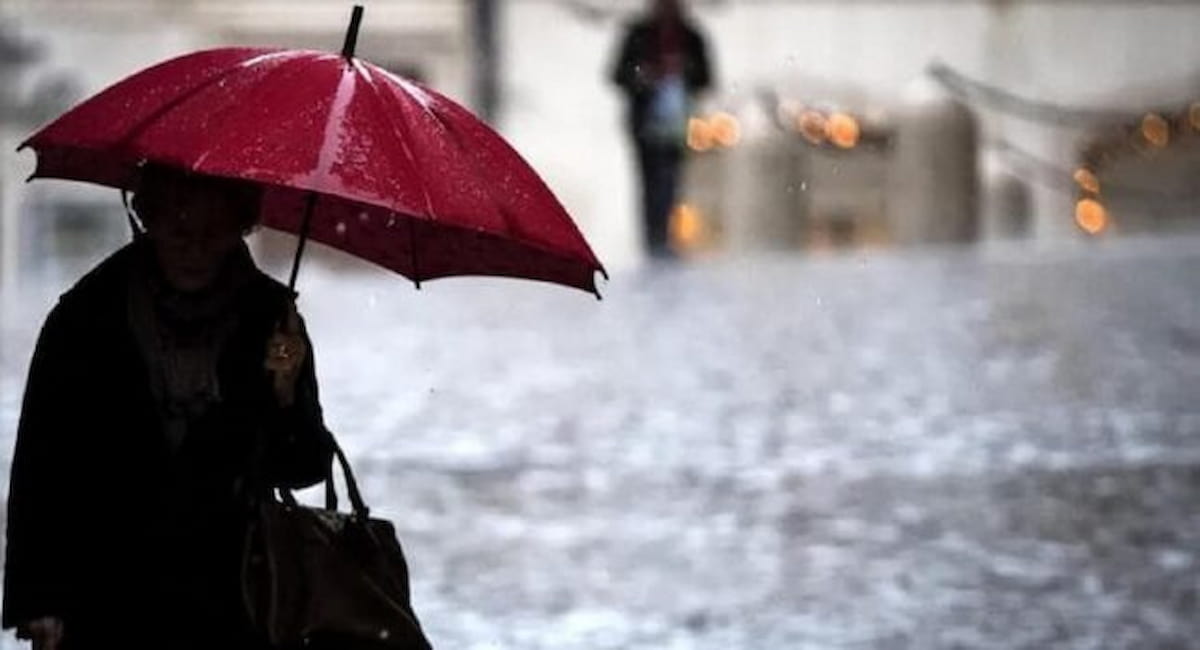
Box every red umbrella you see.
[19,6,606,296]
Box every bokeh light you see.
[1075,198,1108,235]
[687,117,714,152]
[796,111,827,144]
[710,112,742,148]
[669,202,707,251]
[826,113,861,149]
[1140,113,1170,148]
[1073,168,1101,194]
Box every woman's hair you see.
[131,163,263,234]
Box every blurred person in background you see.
[2,164,333,650]
[611,0,713,259]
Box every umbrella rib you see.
[425,103,605,274]
[424,108,574,261]
[359,62,603,290]
[367,64,605,277]
[352,60,440,285]
[352,62,438,218]
[372,66,519,241]
[115,49,307,155]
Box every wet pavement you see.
[2,235,1200,649]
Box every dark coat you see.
[610,15,713,138]
[2,242,333,649]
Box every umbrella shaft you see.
[288,192,318,293]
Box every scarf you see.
[127,240,258,453]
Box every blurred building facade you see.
[498,0,1200,264]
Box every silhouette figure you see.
[3,164,333,650]
[611,0,713,257]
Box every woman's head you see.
[652,0,683,20]
[132,164,261,292]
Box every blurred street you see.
[3,234,1199,649]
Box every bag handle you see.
[277,432,370,519]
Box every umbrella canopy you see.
[20,14,605,295]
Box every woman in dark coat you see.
[2,165,334,649]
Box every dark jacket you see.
[2,242,333,648]
[610,15,713,136]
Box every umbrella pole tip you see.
[342,5,365,59]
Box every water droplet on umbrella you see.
[336,221,347,236]
[358,211,369,223]
[387,217,396,227]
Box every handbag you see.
[241,437,433,649]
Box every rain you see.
[2,1,1200,649]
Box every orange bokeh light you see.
[826,113,860,149]
[796,111,827,144]
[687,117,714,152]
[1073,168,1100,194]
[669,203,707,251]
[1141,113,1169,148]
[710,112,742,148]
[1075,198,1108,235]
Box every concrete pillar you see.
[886,76,979,245]
[470,0,500,121]
[981,168,1031,240]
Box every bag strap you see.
[276,432,371,519]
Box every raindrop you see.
[358,211,370,223]
[336,221,347,236]
[387,216,396,228]
[800,182,808,191]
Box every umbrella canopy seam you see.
[372,65,537,255]
[351,61,439,222]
